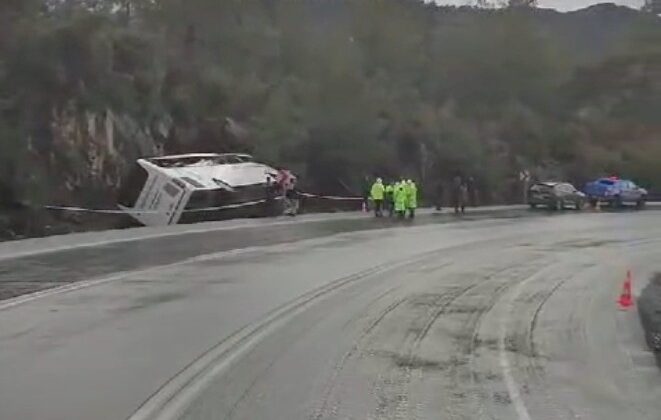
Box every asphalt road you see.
[0,206,528,301]
[1,209,660,420]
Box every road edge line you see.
[0,206,526,262]
[126,247,456,420]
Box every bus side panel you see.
[169,188,194,224]
[143,178,188,226]
[133,172,164,226]
[119,161,192,226]
[117,162,157,226]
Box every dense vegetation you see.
[1,0,661,238]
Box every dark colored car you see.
[583,177,647,208]
[528,182,586,210]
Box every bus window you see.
[118,164,148,207]
[185,190,228,210]
[163,182,180,198]
[225,155,244,164]
[234,154,254,163]
[181,177,204,188]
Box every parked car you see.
[583,177,647,208]
[528,182,586,210]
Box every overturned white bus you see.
[117,153,279,226]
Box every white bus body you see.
[117,153,279,226]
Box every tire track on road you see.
[310,290,410,420]
[528,276,568,362]
[515,258,605,420]
[368,258,549,420]
[478,258,588,420]
[420,256,551,420]
[310,259,507,420]
[384,281,484,420]
[465,261,550,420]
[130,247,462,420]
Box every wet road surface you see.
[1,210,660,420]
[0,206,528,301]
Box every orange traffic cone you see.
[617,270,634,310]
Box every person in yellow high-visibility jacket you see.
[370,178,385,217]
[394,180,407,219]
[406,179,418,219]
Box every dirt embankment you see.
[638,273,661,363]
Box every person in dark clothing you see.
[284,178,300,216]
[361,176,371,212]
[459,183,468,214]
[452,175,466,214]
[435,180,444,211]
[466,176,477,207]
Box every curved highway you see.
[1,209,660,420]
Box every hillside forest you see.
[1,0,661,238]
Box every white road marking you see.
[499,326,533,420]
[0,232,428,312]
[0,217,335,262]
[0,271,134,312]
[126,251,447,420]
[0,206,526,262]
[0,243,302,312]
[498,273,536,420]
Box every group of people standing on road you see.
[267,171,477,220]
[435,175,478,215]
[369,178,418,219]
[365,174,478,219]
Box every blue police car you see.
[584,177,647,208]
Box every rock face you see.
[0,106,170,240]
[0,99,255,240]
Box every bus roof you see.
[150,153,219,160]
[145,153,255,168]
[149,153,253,161]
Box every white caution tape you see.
[44,206,161,215]
[44,192,361,215]
[45,197,283,215]
[300,192,362,201]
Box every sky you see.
[430,0,646,11]
[535,0,644,11]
